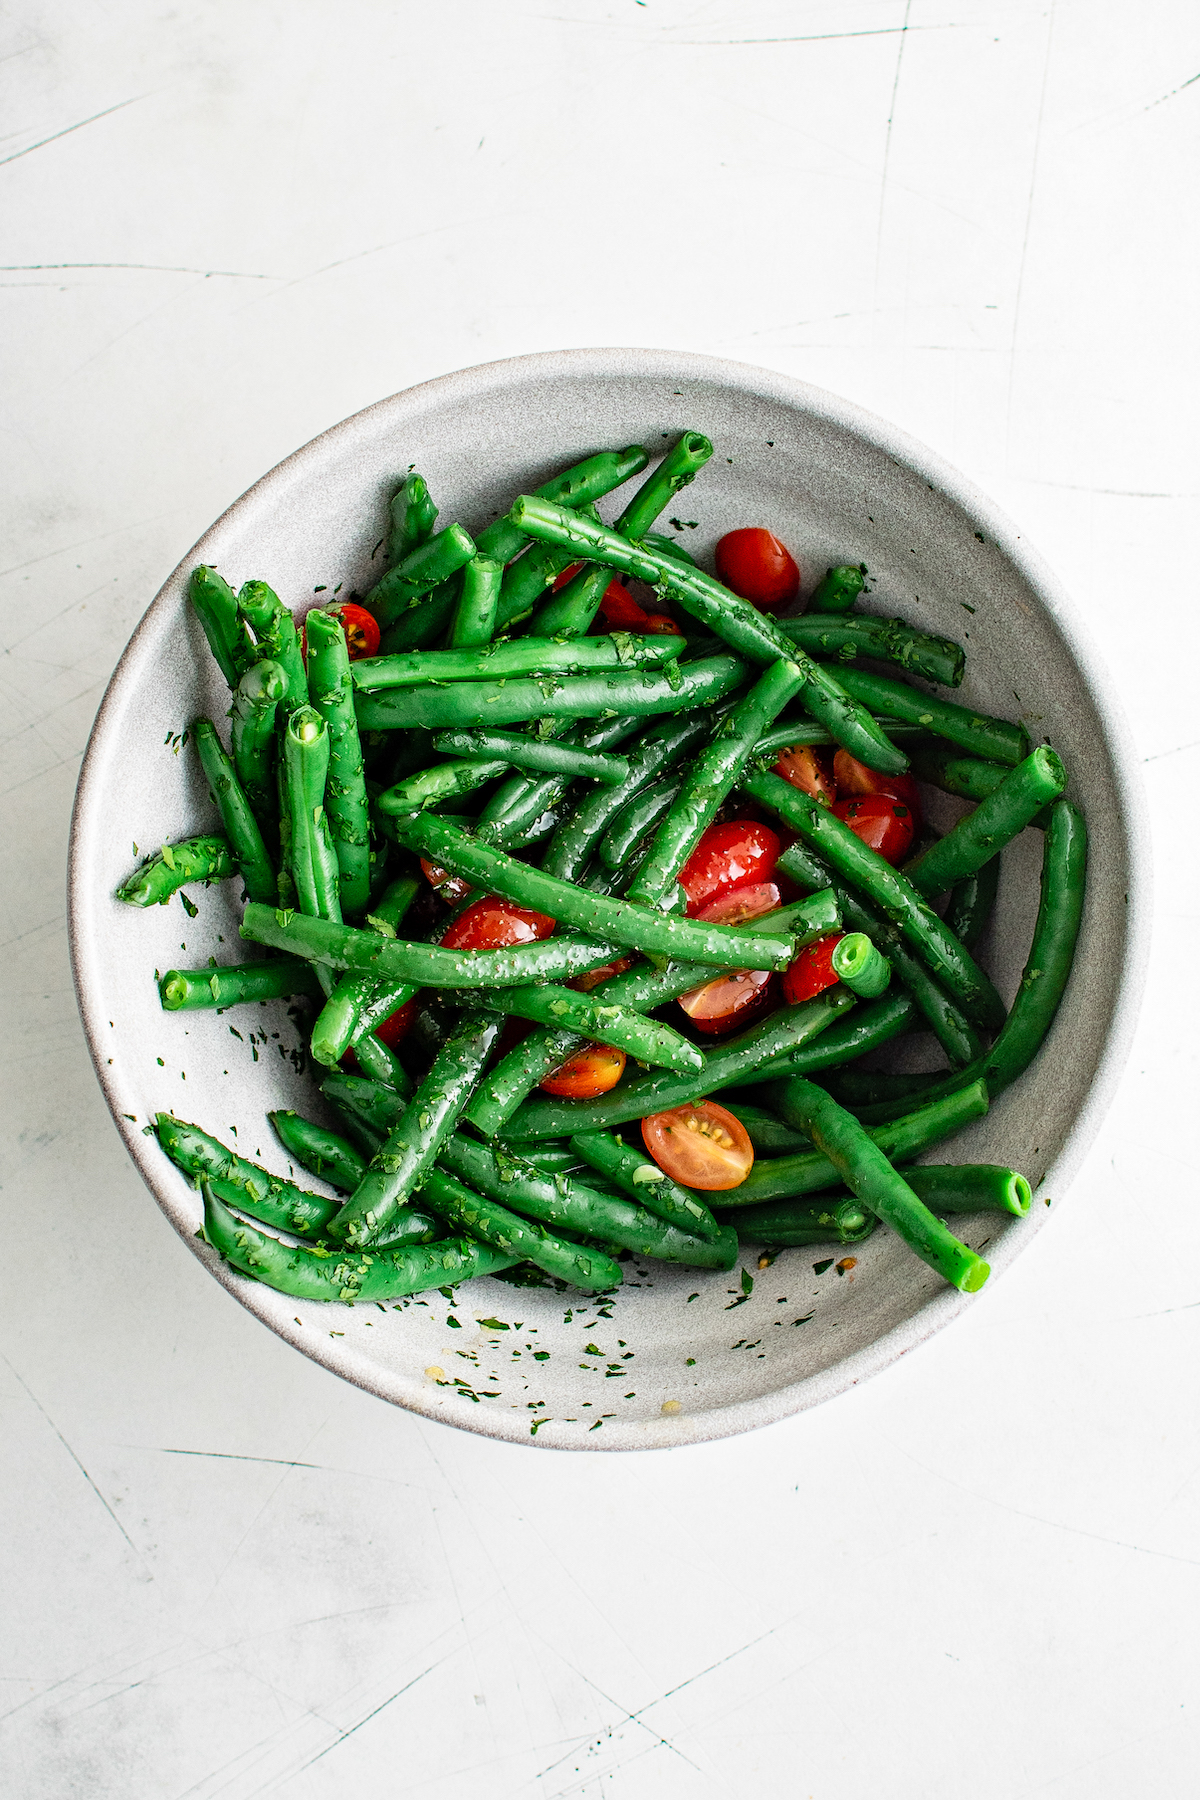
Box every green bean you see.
[459,982,705,1075]
[347,1029,410,1092]
[116,835,234,907]
[309,879,422,1069]
[905,746,1067,897]
[508,496,909,775]
[463,1026,583,1137]
[777,614,964,687]
[742,991,916,1085]
[476,445,650,568]
[644,531,697,568]
[945,857,1000,954]
[231,659,286,847]
[202,1185,515,1301]
[826,667,1030,765]
[505,988,856,1138]
[725,1079,989,1206]
[908,741,1012,803]
[542,707,721,882]
[771,1079,989,1290]
[809,565,866,614]
[363,522,478,628]
[432,729,630,786]
[719,1104,812,1152]
[387,472,438,565]
[439,1137,737,1268]
[831,932,892,999]
[722,1195,876,1246]
[189,566,252,686]
[158,957,322,1011]
[753,714,923,758]
[237,581,307,705]
[319,1069,406,1136]
[355,633,680,694]
[495,540,587,633]
[283,708,342,928]
[529,432,713,637]
[192,716,276,905]
[274,749,296,909]
[393,813,798,972]
[156,1113,340,1239]
[569,1130,722,1240]
[305,609,371,917]
[600,777,682,870]
[749,771,1004,1029]
[627,657,806,907]
[377,755,510,815]
[330,1014,501,1245]
[268,1110,367,1193]
[355,651,744,733]
[377,580,460,654]
[898,1164,1031,1216]
[446,555,500,648]
[419,1166,621,1291]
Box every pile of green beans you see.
[120,430,1085,1317]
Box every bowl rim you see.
[68,345,1153,1451]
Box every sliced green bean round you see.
[831,931,892,999]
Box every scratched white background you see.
[3,2,1199,1795]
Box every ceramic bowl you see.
[69,348,1149,1450]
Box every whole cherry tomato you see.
[693,882,781,926]
[714,528,800,610]
[641,1101,754,1190]
[677,966,774,1035]
[441,896,556,951]
[832,749,923,832]
[832,794,915,865]
[678,820,781,915]
[540,1042,626,1098]
[774,743,836,804]
[781,931,846,1006]
[420,859,472,905]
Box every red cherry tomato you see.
[832,750,923,832]
[301,601,381,664]
[571,954,637,993]
[550,561,584,591]
[371,997,417,1049]
[641,1100,754,1190]
[540,1042,626,1099]
[693,882,781,926]
[774,744,836,805]
[677,966,774,1035]
[597,582,653,630]
[420,859,473,904]
[441,896,556,951]
[714,528,800,610]
[781,931,846,1005]
[678,821,781,915]
[832,794,915,865]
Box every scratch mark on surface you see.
[872,0,913,310]
[0,95,149,168]
[0,262,276,279]
[1145,69,1200,111]
[1145,740,1200,764]
[0,1352,144,1562]
[150,1447,329,1470]
[275,1653,458,1783]
[1018,477,1196,498]
[1005,2,1057,460]
[0,508,179,583]
[667,25,955,46]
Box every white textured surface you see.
[3,2,1198,1794]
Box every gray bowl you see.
[68,348,1149,1450]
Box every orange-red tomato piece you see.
[301,601,381,663]
[693,882,781,926]
[570,954,637,993]
[833,750,923,832]
[678,820,781,915]
[774,744,836,805]
[677,966,774,1035]
[440,896,556,951]
[641,1101,754,1190]
[420,859,473,904]
[831,794,915,865]
[539,1042,626,1099]
[714,527,800,610]
[372,997,417,1049]
[781,931,845,1006]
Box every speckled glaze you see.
[68,349,1150,1450]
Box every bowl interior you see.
[69,349,1145,1449]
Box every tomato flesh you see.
[420,859,473,904]
[571,954,637,993]
[441,896,556,951]
[641,1101,754,1190]
[372,997,417,1049]
[832,794,915,865]
[678,821,781,915]
[833,750,923,832]
[540,1042,626,1099]
[775,744,836,805]
[714,528,800,610]
[677,967,774,1035]
[781,931,845,1005]
[302,601,381,663]
[693,882,781,926]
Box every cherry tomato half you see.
[774,743,836,805]
[714,528,800,611]
[832,750,923,832]
[571,954,637,993]
[540,1042,626,1098]
[420,859,472,905]
[641,1101,754,1190]
[301,601,381,664]
[677,966,774,1036]
[678,820,781,915]
[371,997,417,1049]
[693,882,781,926]
[781,931,845,1006]
[597,582,653,630]
[831,794,915,866]
[441,896,556,951]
